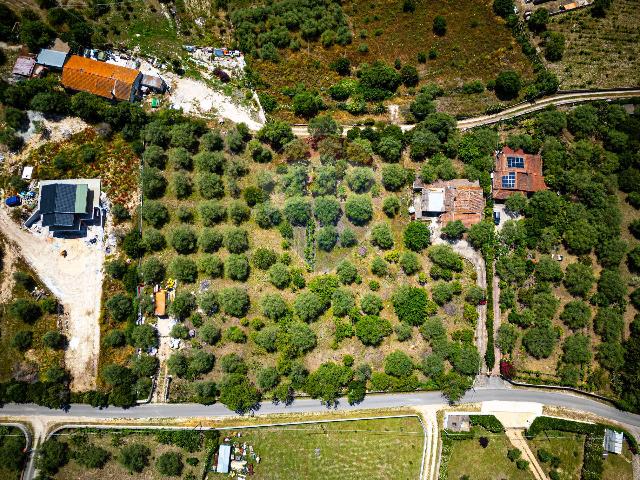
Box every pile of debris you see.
[215,432,260,478]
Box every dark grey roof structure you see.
[26,179,102,235]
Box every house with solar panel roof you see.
[492,146,548,200]
[25,179,103,235]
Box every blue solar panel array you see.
[507,156,524,168]
[502,172,516,188]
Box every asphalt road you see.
[3,388,640,429]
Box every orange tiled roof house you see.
[61,55,142,102]
[492,146,547,200]
[412,179,485,228]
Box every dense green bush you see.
[294,291,326,322]
[225,254,250,281]
[317,226,339,251]
[198,254,224,278]
[355,315,392,346]
[400,251,421,275]
[118,443,151,473]
[392,286,433,325]
[384,350,414,377]
[224,227,249,253]
[314,196,342,225]
[219,287,250,317]
[337,260,358,285]
[371,223,394,249]
[361,293,383,315]
[169,256,198,283]
[170,226,197,254]
[371,257,389,277]
[284,196,313,226]
[469,415,504,433]
[345,194,373,225]
[269,263,291,289]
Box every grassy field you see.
[545,0,640,89]
[245,0,534,121]
[525,430,584,480]
[52,417,422,479]
[226,416,424,480]
[602,442,634,480]
[0,236,64,383]
[444,427,534,480]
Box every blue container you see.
[5,195,21,207]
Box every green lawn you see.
[227,416,424,480]
[445,427,534,480]
[526,430,585,480]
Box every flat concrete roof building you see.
[445,414,471,432]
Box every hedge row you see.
[525,416,602,438]
[470,414,504,433]
[484,254,495,370]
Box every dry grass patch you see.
[545,0,640,89]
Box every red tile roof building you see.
[492,146,547,200]
[61,55,141,102]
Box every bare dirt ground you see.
[152,316,174,403]
[0,208,104,391]
[492,268,502,376]
[0,241,17,304]
[3,115,89,169]
[163,73,266,130]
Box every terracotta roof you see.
[441,181,485,227]
[155,290,166,316]
[61,55,140,101]
[493,146,547,200]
